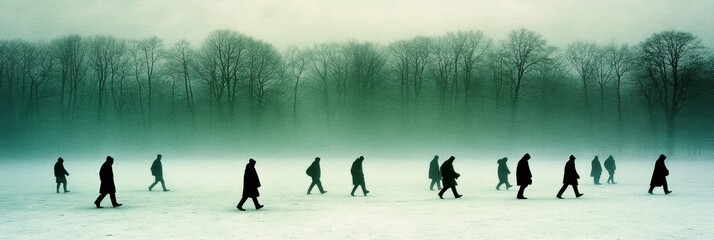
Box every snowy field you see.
[1,154,713,239]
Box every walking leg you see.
[452,187,461,198]
[557,184,568,198]
[361,183,368,196]
[648,186,655,194]
[517,185,527,199]
[573,185,583,197]
[496,182,503,190]
[160,180,168,191]
[316,179,325,193]
[351,185,358,196]
[307,182,315,194]
[438,187,448,199]
[94,193,107,207]
[56,183,61,193]
[149,181,158,191]
[251,197,263,209]
[237,197,248,210]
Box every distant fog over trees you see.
[1,28,712,157]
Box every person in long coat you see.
[350,156,369,196]
[94,156,122,208]
[590,156,603,185]
[237,158,264,211]
[516,153,532,199]
[54,157,70,193]
[428,155,442,191]
[306,157,326,194]
[437,156,462,199]
[148,154,169,191]
[557,155,584,199]
[496,157,512,190]
[604,155,617,184]
[649,154,672,195]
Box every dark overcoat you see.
[351,158,365,185]
[497,158,510,182]
[650,155,669,187]
[306,160,321,178]
[242,160,261,197]
[563,158,580,185]
[54,161,69,183]
[440,158,459,188]
[590,157,602,177]
[604,156,616,174]
[151,159,163,180]
[516,156,532,186]
[429,158,441,180]
[99,158,116,194]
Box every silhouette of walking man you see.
[237,159,264,211]
[54,157,70,193]
[350,156,369,196]
[148,154,169,192]
[94,156,122,208]
[591,156,602,185]
[496,157,513,190]
[429,155,442,191]
[306,157,327,194]
[438,156,462,199]
[557,155,584,199]
[604,155,617,184]
[516,153,532,199]
[649,154,672,195]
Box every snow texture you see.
[1,155,712,239]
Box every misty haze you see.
[1,1,713,239]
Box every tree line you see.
[1,28,711,156]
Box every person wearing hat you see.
[438,156,462,199]
[237,158,264,211]
[148,154,169,192]
[350,156,369,196]
[94,156,122,208]
[516,153,532,199]
[306,157,327,194]
[557,155,584,199]
[54,157,70,193]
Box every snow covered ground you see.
[1,154,712,239]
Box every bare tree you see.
[137,37,164,112]
[245,39,285,115]
[88,35,126,116]
[285,47,309,122]
[636,30,708,154]
[565,41,598,125]
[499,29,555,126]
[167,39,195,113]
[198,30,251,116]
[51,35,86,114]
[605,43,634,134]
[592,47,613,117]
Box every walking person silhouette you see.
[306,157,327,194]
[649,154,672,195]
[237,159,264,211]
[94,156,122,208]
[437,156,462,199]
[54,157,70,193]
[557,155,584,199]
[591,156,602,185]
[350,156,369,196]
[429,155,442,191]
[516,153,532,199]
[604,155,617,184]
[496,157,513,190]
[148,154,169,192]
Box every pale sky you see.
[1,0,712,49]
